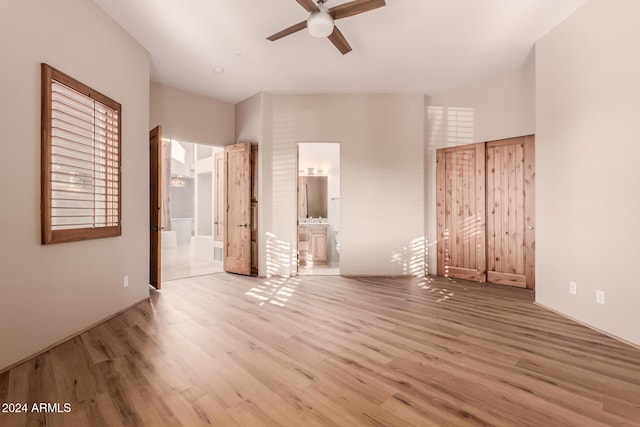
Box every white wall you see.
[235,93,263,144]
[536,0,640,345]
[429,51,535,147]
[425,57,536,273]
[150,82,235,146]
[235,93,273,277]
[267,94,425,276]
[170,140,195,177]
[0,0,150,370]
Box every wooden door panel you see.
[250,145,258,276]
[486,135,535,289]
[149,126,162,289]
[224,142,251,275]
[436,143,486,282]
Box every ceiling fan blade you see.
[329,0,386,20]
[328,26,352,55]
[296,0,320,13]
[267,20,308,41]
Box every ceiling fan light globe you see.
[307,9,334,38]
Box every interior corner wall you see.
[150,82,235,146]
[268,94,425,277]
[235,92,272,277]
[536,0,640,345]
[0,0,150,370]
[425,57,536,274]
[235,93,263,143]
[423,95,435,276]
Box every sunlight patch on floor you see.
[244,276,302,308]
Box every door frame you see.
[150,135,230,286]
[435,135,535,289]
[296,142,341,276]
[149,126,162,289]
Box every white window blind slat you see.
[51,190,95,201]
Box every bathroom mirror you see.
[298,176,327,218]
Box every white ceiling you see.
[93,0,586,104]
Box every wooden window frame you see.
[41,63,122,244]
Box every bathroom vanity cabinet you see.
[298,224,328,266]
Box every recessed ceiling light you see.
[212,66,224,74]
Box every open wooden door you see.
[149,126,162,289]
[250,145,259,276]
[224,142,252,275]
[436,142,486,282]
[486,135,535,288]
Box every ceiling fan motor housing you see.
[267,0,387,54]
[307,5,334,38]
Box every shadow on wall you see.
[428,106,475,147]
[389,236,429,277]
[247,229,302,308]
[265,232,296,278]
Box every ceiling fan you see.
[267,0,387,55]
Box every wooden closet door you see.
[486,135,535,289]
[436,143,486,282]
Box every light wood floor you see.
[298,263,340,276]
[162,245,223,282]
[1,274,639,427]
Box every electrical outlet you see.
[596,290,605,305]
[123,275,129,288]
[569,281,577,295]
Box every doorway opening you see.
[161,138,224,281]
[297,143,341,276]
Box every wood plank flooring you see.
[162,245,223,282]
[1,274,639,426]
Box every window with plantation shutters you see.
[41,63,122,244]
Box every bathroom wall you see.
[170,140,195,178]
